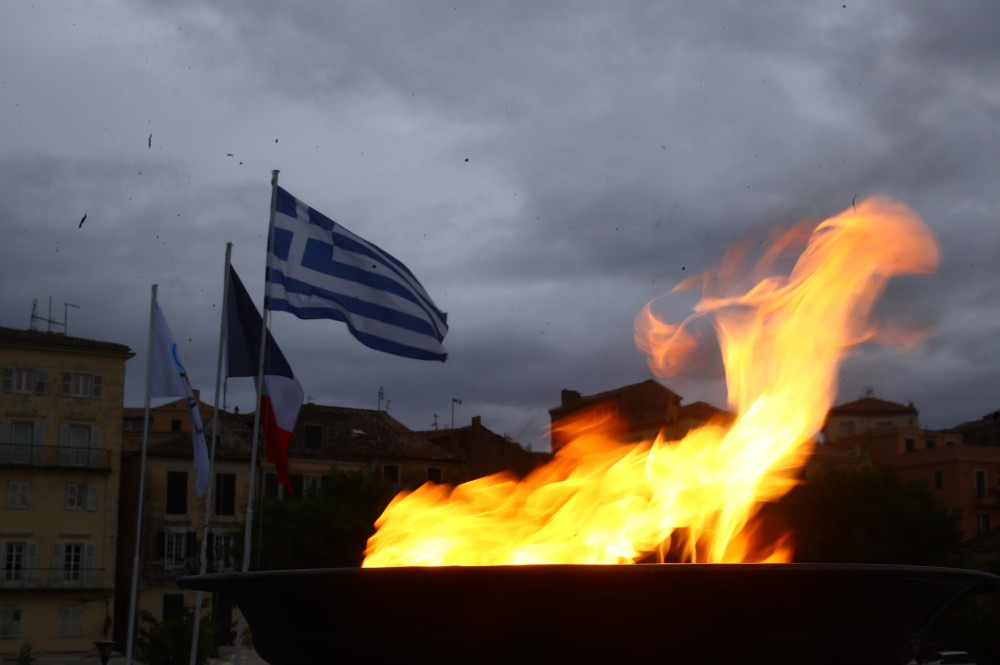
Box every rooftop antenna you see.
[30,297,77,333]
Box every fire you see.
[363,197,938,567]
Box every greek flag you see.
[265,186,449,361]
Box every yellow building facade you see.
[116,398,253,646]
[0,327,132,660]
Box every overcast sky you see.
[2,1,998,451]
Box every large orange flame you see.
[363,197,938,567]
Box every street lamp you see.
[94,640,116,665]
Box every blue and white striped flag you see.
[265,186,449,361]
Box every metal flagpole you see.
[233,170,280,665]
[188,243,233,665]
[125,284,158,665]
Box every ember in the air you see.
[363,197,938,567]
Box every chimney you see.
[561,389,582,406]
[472,416,481,429]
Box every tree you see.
[247,469,396,569]
[135,609,214,665]
[774,464,964,566]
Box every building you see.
[0,327,132,660]
[417,415,548,480]
[275,403,467,494]
[821,397,1000,540]
[115,397,253,647]
[548,379,732,452]
[821,395,919,443]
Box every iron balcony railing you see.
[0,569,113,590]
[143,558,235,578]
[0,444,111,470]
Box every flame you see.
[363,197,938,567]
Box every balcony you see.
[0,568,113,591]
[0,444,111,471]
[143,558,234,579]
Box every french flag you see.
[226,264,303,493]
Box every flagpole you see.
[125,284,158,665]
[188,243,233,665]
[233,170,280,665]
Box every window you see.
[2,543,24,582]
[3,367,46,395]
[170,419,182,432]
[904,438,916,452]
[214,473,236,516]
[162,593,185,621]
[263,473,279,497]
[303,474,323,497]
[427,467,442,484]
[166,471,188,515]
[51,542,93,586]
[926,439,936,449]
[0,607,23,639]
[933,470,944,491]
[61,372,102,398]
[123,416,149,431]
[2,421,43,464]
[975,470,987,499]
[160,532,194,571]
[209,533,233,571]
[976,513,992,535]
[5,481,30,509]
[62,544,82,582]
[66,484,98,511]
[57,606,82,637]
[304,425,323,449]
[383,465,400,484]
[58,425,101,467]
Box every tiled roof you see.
[828,396,918,416]
[296,403,462,462]
[0,326,133,357]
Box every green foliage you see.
[135,609,214,665]
[776,464,964,565]
[248,469,396,569]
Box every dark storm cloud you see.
[1,1,997,447]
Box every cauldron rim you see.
[180,563,1000,665]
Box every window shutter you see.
[186,532,197,559]
[31,422,44,464]
[155,531,165,558]
[5,483,15,507]
[25,542,37,585]
[92,375,103,398]
[83,543,96,585]
[51,543,64,586]
[66,483,78,510]
[87,484,98,511]
[2,367,12,392]
[90,427,101,467]
[59,424,69,446]
[61,372,71,395]
[34,369,47,395]
[0,421,10,445]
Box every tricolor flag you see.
[265,186,449,361]
[226,265,303,493]
[149,303,210,497]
